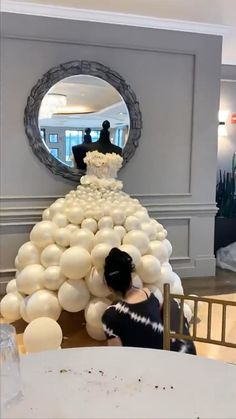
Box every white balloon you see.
[114,226,126,241]
[162,239,173,258]
[94,228,121,247]
[150,219,163,234]
[20,296,31,323]
[81,218,97,233]
[132,273,143,289]
[124,216,141,231]
[49,202,65,218]
[141,222,156,240]
[42,208,51,221]
[26,289,61,322]
[148,241,169,264]
[86,322,106,341]
[23,317,63,353]
[16,264,44,295]
[119,244,141,267]
[98,216,113,229]
[15,256,23,271]
[66,206,84,225]
[58,279,90,312]
[17,241,41,267]
[162,262,173,272]
[40,266,66,291]
[137,255,161,284]
[85,267,110,298]
[60,247,91,280]
[0,292,23,322]
[40,244,64,268]
[157,267,177,286]
[123,230,149,255]
[53,228,71,248]
[170,277,184,295]
[85,297,110,328]
[52,213,68,228]
[70,229,94,252]
[110,208,126,225]
[156,231,167,241]
[144,283,164,305]
[91,243,113,270]
[6,279,17,294]
[134,210,150,223]
[65,224,79,234]
[30,221,58,248]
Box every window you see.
[40,128,46,141]
[115,129,124,147]
[65,130,83,162]
[50,148,58,158]
[49,133,58,143]
[90,130,100,143]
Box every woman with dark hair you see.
[102,248,196,354]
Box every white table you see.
[3,347,236,419]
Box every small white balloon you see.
[66,206,84,225]
[86,322,106,341]
[137,255,161,284]
[20,296,31,323]
[144,283,164,305]
[162,239,173,258]
[81,218,97,233]
[49,202,65,218]
[26,289,61,322]
[70,229,94,252]
[16,264,43,295]
[98,216,113,229]
[58,278,90,312]
[53,228,71,248]
[6,279,17,294]
[148,241,169,264]
[134,210,150,223]
[123,230,149,255]
[30,221,58,248]
[85,267,110,297]
[23,317,63,353]
[42,208,51,221]
[40,244,64,268]
[114,226,126,241]
[141,222,156,240]
[60,247,91,280]
[52,213,68,228]
[162,262,173,272]
[119,244,141,267]
[91,243,113,271]
[17,241,41,268]
[40,266,66,291]
[110,208,126,225]
[156,231,167,241]
[124,216,141,232]
[85,297,110,328]
[65,224,79,234]
[0,292,23,322]
[94,228,121,247]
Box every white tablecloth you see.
[3,347,236,418]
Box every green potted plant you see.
[215,152,236,253]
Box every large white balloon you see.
[85,297,110,328]
[26,289,61,322]
[14,256,24,271]
[0,292,23,322]
[66,206,84,225]
[40,244,64,268]
[94,228,121,247]
[70,229,94,252]
[6,279,17,294]
[58,278,90,312]
[141,222,156,240]
[60,247,91,280]
[17,241,41,267]
[49,201,65,218]
[136,255,161,284]
[114,226,126,241]
[41,266,66,291]
[123,230,149,255]
[53,228,71,248]
[162,239,173,258]
[85,267,110,297]
[91,243,113,270]
[86,322,106,341]
[110,208,126,225]
[148,241,169,264]
[119,244,141,267]
[81,218,97,233]
[30,221,58,248]
[16,264,44,295]
[23,317,63,353]
[133,210,149,223]
[52,213,68,228]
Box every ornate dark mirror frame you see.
[24,60,142,182]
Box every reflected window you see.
[90,130,100,142]
[65,130,83,162]
[40,128,45,141]
[50,148,58,158]
[49,133,58,143]
[115,129,123,147]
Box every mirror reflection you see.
[38,75,130,167]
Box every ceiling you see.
[2,0,236,64]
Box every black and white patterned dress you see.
[102,291,196,354]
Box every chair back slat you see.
[207,302,212,340]
[221,303,227,343]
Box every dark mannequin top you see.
[72,120,122,170]
[83,128,92,144]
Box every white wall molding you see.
[1,1,230,36]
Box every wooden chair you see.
[163,283,236,351]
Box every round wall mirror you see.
[38,75,130,167]
[24,61,142,182]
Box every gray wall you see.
[218,66,236,173]
[0,13,222,291]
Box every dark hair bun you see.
[104,247,134,296]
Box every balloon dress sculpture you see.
[0,151,191,352]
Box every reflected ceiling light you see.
[54,106,95,115]
[39,94,67,119]
[218,110,229,137]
